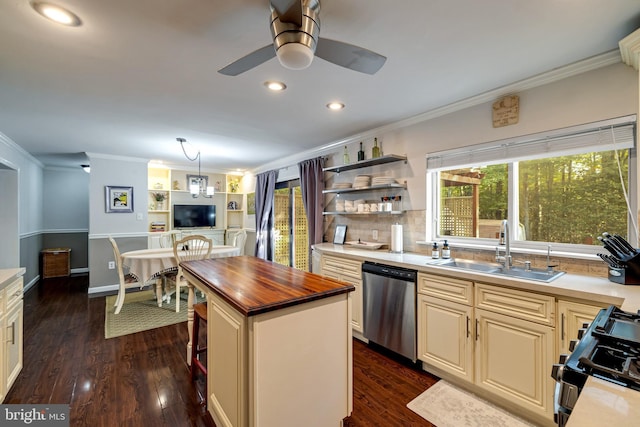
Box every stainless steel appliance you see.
[551,305,640,426]
[362,262,417,361]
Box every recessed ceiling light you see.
[327,102,345,111]
[31,2,82,27]
[264,81,286,91]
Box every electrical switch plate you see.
[372,230,378,241]
[108,261,115,270]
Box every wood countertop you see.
[181,256,355,316]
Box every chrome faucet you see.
[495,219,512,269]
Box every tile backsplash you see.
[324,210,608,279]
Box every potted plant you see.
[152,192,167,210]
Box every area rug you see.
[104,290,200,339]
[407,380,536,427]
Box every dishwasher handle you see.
[362,261,417,281]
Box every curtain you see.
[298,157,325,268]
[254,170,277,260]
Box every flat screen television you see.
[173,204,216,228]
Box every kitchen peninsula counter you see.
[181,256,355,427]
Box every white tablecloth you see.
[122,246,240,283]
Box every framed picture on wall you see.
[333,225,347,245]
[105,185,134,213]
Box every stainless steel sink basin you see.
[430,258,502,273]
[430,258,565,283]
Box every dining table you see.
[121,245,241,307]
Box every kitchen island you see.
[181,256,355,427]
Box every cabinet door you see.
[4,300,23,394]
[208,295,247,427]
[475,308,555,420]
[418,294,473,382]
[320,256,363,333]
[557,300,604,355]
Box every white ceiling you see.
[1,0,639,172]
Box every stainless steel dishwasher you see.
[362,261,417,361]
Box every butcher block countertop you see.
[180,255,355,316]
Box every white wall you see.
[329,62,638,211]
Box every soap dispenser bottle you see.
[442,240,451,259]
[432,242,440,259]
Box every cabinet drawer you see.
[5,277,23,311]
[418,273,473,305]
[321,256,362,279]
[475,282,555,326]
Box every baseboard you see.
[88,284,119,295]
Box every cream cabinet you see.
[417,274,556,422]
[474,283,556,420]
[320,255,363,333]
[0,275,23,402]
[206,287,352,427]
[557,299,605,355]
[417,273,474,382]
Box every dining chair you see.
[170,235,213,312]
[232,229,247,255]
[108,236,145,314]
[158,230,180,249]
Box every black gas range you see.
[551,305,640,426]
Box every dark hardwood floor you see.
[5,273,438,426]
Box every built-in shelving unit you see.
[147,166,246,232]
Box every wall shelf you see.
[323,211,404,216]
[322,154,407,174]
[322,182,406,194]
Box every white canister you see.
[390,224,403,253]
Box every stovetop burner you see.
[566,306,640,390]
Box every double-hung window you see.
[425,116,637,255]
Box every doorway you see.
[273,180,309,271]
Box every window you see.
[426,116,637,254]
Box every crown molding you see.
[620,28,640,70]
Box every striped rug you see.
[104,290,199,339]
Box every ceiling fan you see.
[218,0,386,76]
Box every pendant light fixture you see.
[178,138,214,198]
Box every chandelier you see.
[178,137,214,198]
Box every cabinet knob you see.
[569,339,579,352]
[551,363,564,381]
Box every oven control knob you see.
[582,322,590,329]
[577,328,587,339]
[558,354,568,364]
[551,363,564,381]
[569,339,579,352]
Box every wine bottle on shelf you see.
[343,146,350,164]
[357,142,365,161]
[372,138,380,158]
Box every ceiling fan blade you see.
[315,38,386,75]
[270,0,303,26]
[218,44,276,76]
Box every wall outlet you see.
[108,261,115,270]
[372,230,378,241]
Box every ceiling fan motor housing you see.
[270,1,320,69]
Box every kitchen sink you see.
[430,258,565,283]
